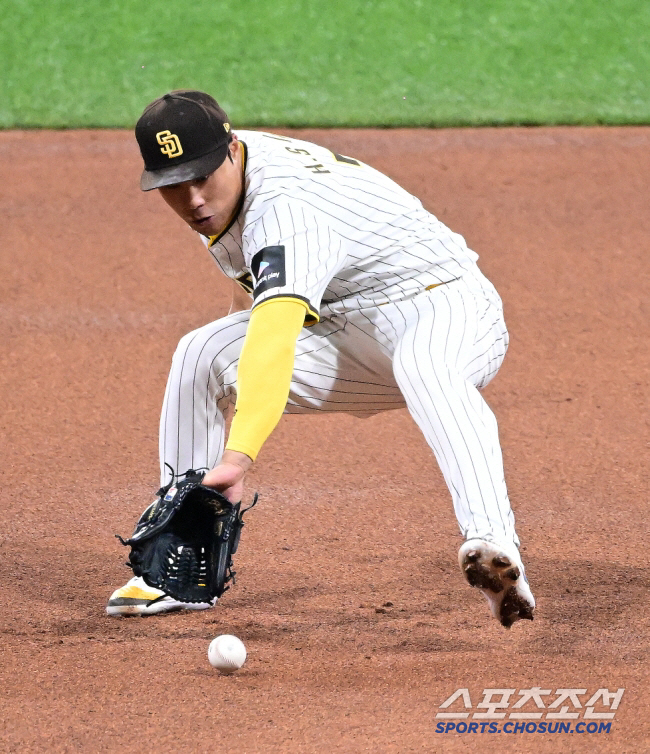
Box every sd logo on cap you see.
[156,130,183,159]
[135,90,232,191]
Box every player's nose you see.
[186,184,206,210]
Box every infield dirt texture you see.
[1,127,648,752]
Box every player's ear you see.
[227,135,239,164]
[228,134,241,163]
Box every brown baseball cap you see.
[135,90,233,191]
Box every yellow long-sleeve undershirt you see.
[225,298,308,461]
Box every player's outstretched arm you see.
[202,298,307,500]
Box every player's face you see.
[157,138,243,237]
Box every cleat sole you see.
[459,539,535,629]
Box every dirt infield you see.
[1,127,648,753]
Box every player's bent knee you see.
[393,351,460,397]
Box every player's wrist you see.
[221,449,254,471]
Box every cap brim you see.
[140,143,230,191]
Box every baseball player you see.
[107,90,535,628]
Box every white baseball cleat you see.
[106,576,217,617]
[458,538,535,628]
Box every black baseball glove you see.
[117,470,257,604]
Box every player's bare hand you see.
[202,450,253,502]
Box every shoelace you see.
[156,463,209,497]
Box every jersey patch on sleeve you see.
[251,245,287,298]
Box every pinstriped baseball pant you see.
[159,265,518,545]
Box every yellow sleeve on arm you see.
[225,298,308,461]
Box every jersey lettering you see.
[305,164,331,174]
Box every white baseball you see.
[207,634,247,674]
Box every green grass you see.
[1,0,649,127]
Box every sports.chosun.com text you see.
[436,721,612,734]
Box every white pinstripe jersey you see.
[203,130,478,323]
